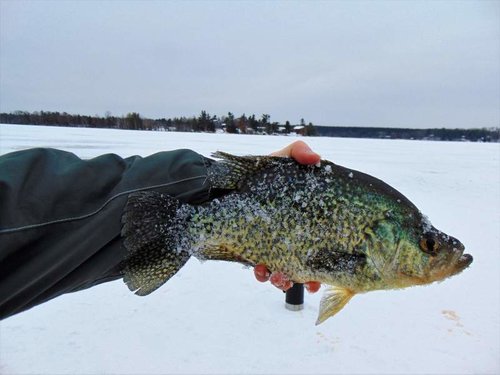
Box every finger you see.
[271,140,320,165]
[304,281,321,294]
[254,264,271,282]
[270,142,297,157]
[290,141,321,165]
[269,272,294,291]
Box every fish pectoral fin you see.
[196,243,251,265]
[316,286,355,325]
[306,248,366,275]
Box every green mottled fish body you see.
[192,158,403,291]
[121,152,472,324]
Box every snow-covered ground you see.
[0,124,499,374]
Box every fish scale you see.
[121,152,473,324]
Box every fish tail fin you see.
[121,191,191,296]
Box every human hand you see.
[270,140,321,165]
[254,264,321,293]
[253,141,322,293]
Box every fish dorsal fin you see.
[212,151,274,169]
[316,286,355,325]
[209,152,279,189]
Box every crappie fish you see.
[121,152,473,324]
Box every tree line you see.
[314,125,499,142]
[0,110,317,136]
[1,110,498,142]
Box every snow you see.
[0,124,499,374]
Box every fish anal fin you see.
[315,286,355,325]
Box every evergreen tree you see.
[225,112,237,133]
[305,122,317,136]
[260,114,271,134]
[248,114,259,132]
[198,110,215,132]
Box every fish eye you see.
[419,236,439,256]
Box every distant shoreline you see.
[1,110,498,143]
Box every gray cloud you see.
[1,1,498,128]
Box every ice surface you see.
[1,124,499,374]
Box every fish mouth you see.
[428,249,472,282]
[427,251,473,282]
[449,240,471,268]
[455,253,473,271]
[448,250,473,277]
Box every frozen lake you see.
[1,124,499,374]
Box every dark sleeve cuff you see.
[0,148,212,319]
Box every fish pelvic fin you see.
[315,286,355,325]
[121,191,190,296]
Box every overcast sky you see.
[1,1,498,128]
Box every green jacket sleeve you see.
[0,148,212,319]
